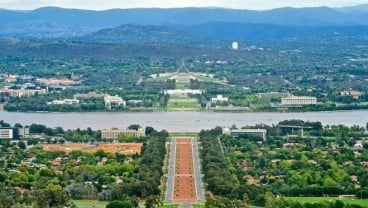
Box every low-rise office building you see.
[340,90,362,99]
[104,95,126,110]
[281,96,317,106]
[256,92,292,98]
[223,128,267,140]
[210,95,229,103]
[0,88,46,98]
[101,128,145,139]
[163,89,202,97]
[0,128,17,139]
[18,127,30,138]
[48,98,79,105]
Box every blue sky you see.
[0,0,367,10]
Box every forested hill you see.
[75,23,368,44]
[76,24,225,46]
[0,38,238,60]
[174,22,368,41]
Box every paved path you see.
[165,137,205,204]
[192,138,205,202]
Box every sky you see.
[0,0,367,10]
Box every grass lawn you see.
[194,75,223,83]
[175,82,190,89]
[169,98,198,103]
[167,97,201,111]
[72,200,108,208]
[170,132,199,137]
[285,197,368,207]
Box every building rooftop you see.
[231,129,267,133]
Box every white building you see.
[164,89,202,97]
[104,95,126,110]
[231,42,239,50]
[210,95,229,103]
[101,128,145,139]
[0,128,14,139]
[48,98,79,105]
[0,88,46,98]
[18,127,30,138]
[281,96,317,106]
[223,128,267,140]
[354,141,364,149]
[256,92,292,98]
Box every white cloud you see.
[0,0,367,10]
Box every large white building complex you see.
[210,95,229,103]
[164,89,203,97]
[223,128,267,140]
[101,128,145,139]
[0,88,46,98]
[281,96,317,106]
[256,92,292,98]
[0,128,14,139]
[48,98,80,105]
[104,95,126,110]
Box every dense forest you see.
[198,121,368,207]
[0,121,168,208]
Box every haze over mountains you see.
[1,5,368,41]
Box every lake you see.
[1,110,367,132]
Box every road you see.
[165,138,176,203]
[192,138,205,202]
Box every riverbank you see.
[4,102,368,113]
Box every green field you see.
[72,200,108,208]
[169,132,199,137]
[167,97,201,111]
[160,205,179,208]
[194,75,223,83]
[285,197,368,207]
[147,75,171,82]
[175,82,191,89]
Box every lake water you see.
[1,110,367,132]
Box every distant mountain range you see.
[0,6,368,41]
[336,4,368,13]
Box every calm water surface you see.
[1,111,367,132]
